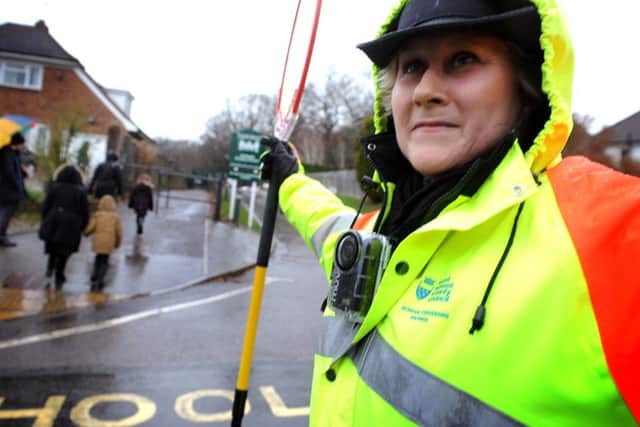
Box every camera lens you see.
[336,233,359,270]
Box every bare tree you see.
[199,94,277,173]
[297,70,373,168]
[41,104,87,177]
[293,83,325,165]
[157,139,204,172]
[173,71,374,175]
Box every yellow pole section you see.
[236,265,267,390]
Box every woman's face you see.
[391,32,521,175]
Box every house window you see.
[0,60,43,90]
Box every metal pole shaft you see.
[165,174,170,209]
[231,174,279,427]
[215,177,223,221]
[154,171,160,215]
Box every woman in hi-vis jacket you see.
[261,0,640,425]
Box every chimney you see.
[35,20,48,32]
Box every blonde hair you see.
[377,61,397,117]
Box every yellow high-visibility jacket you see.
[279,0,640,425]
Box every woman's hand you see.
[259,136,303,187]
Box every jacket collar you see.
[412,140,539,233]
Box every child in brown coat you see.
[84,195,122,291]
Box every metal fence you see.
[122,163,226,220]
[307,169,363,198]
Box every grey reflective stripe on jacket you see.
[352,331,523,426]
[318,317,523,427]
[310,213,355,257]
[318,314,360,363]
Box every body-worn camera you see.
[329,230,391,322]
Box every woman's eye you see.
[400,59,425,75]
[450,52,478,69]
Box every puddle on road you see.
[0,287,128,321]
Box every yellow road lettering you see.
[175,389,250,422]
[69,393,156,427]
[0,395,65,427]
[0,384,304,424]
[259,386,309,417]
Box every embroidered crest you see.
[416,277,435,300]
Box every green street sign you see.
[229,164,260,181]
[229,130,265,181]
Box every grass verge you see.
[219,198,261,233]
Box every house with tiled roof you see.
[590,111,640,177]
[0,20,156,174]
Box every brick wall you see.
[0,63,158,164]
[0,64,127,150]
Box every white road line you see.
[0,285,253,350]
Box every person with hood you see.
[84,195,122,291]
[88,151,123,199]
[38,164,89,289]
[260,0,640,425]
[128,173,154,235]
[0,132,27,247]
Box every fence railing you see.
[307,169,362,198]
[122,163,226,220]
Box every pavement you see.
[0,190,261,320]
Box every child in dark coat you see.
[39,164,89,289]
[128,173,154,234]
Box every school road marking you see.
[0,276,290,351]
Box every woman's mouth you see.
[412,120,457,131]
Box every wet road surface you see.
[0,190,259,320]
[0,186,329,426]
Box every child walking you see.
[39,165,89,289]
[84,195,122,291]
[128,173,154,234]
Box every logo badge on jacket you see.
[416,278,435,300]
[402,276,454,323]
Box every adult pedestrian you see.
[260,0,640,425]
[38,164,90,289]
[128,173,154,234]
[0,132,27,247]
[88,151,123,199]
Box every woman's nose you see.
[413,69,447,106]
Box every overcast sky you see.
[4,0,640,141]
